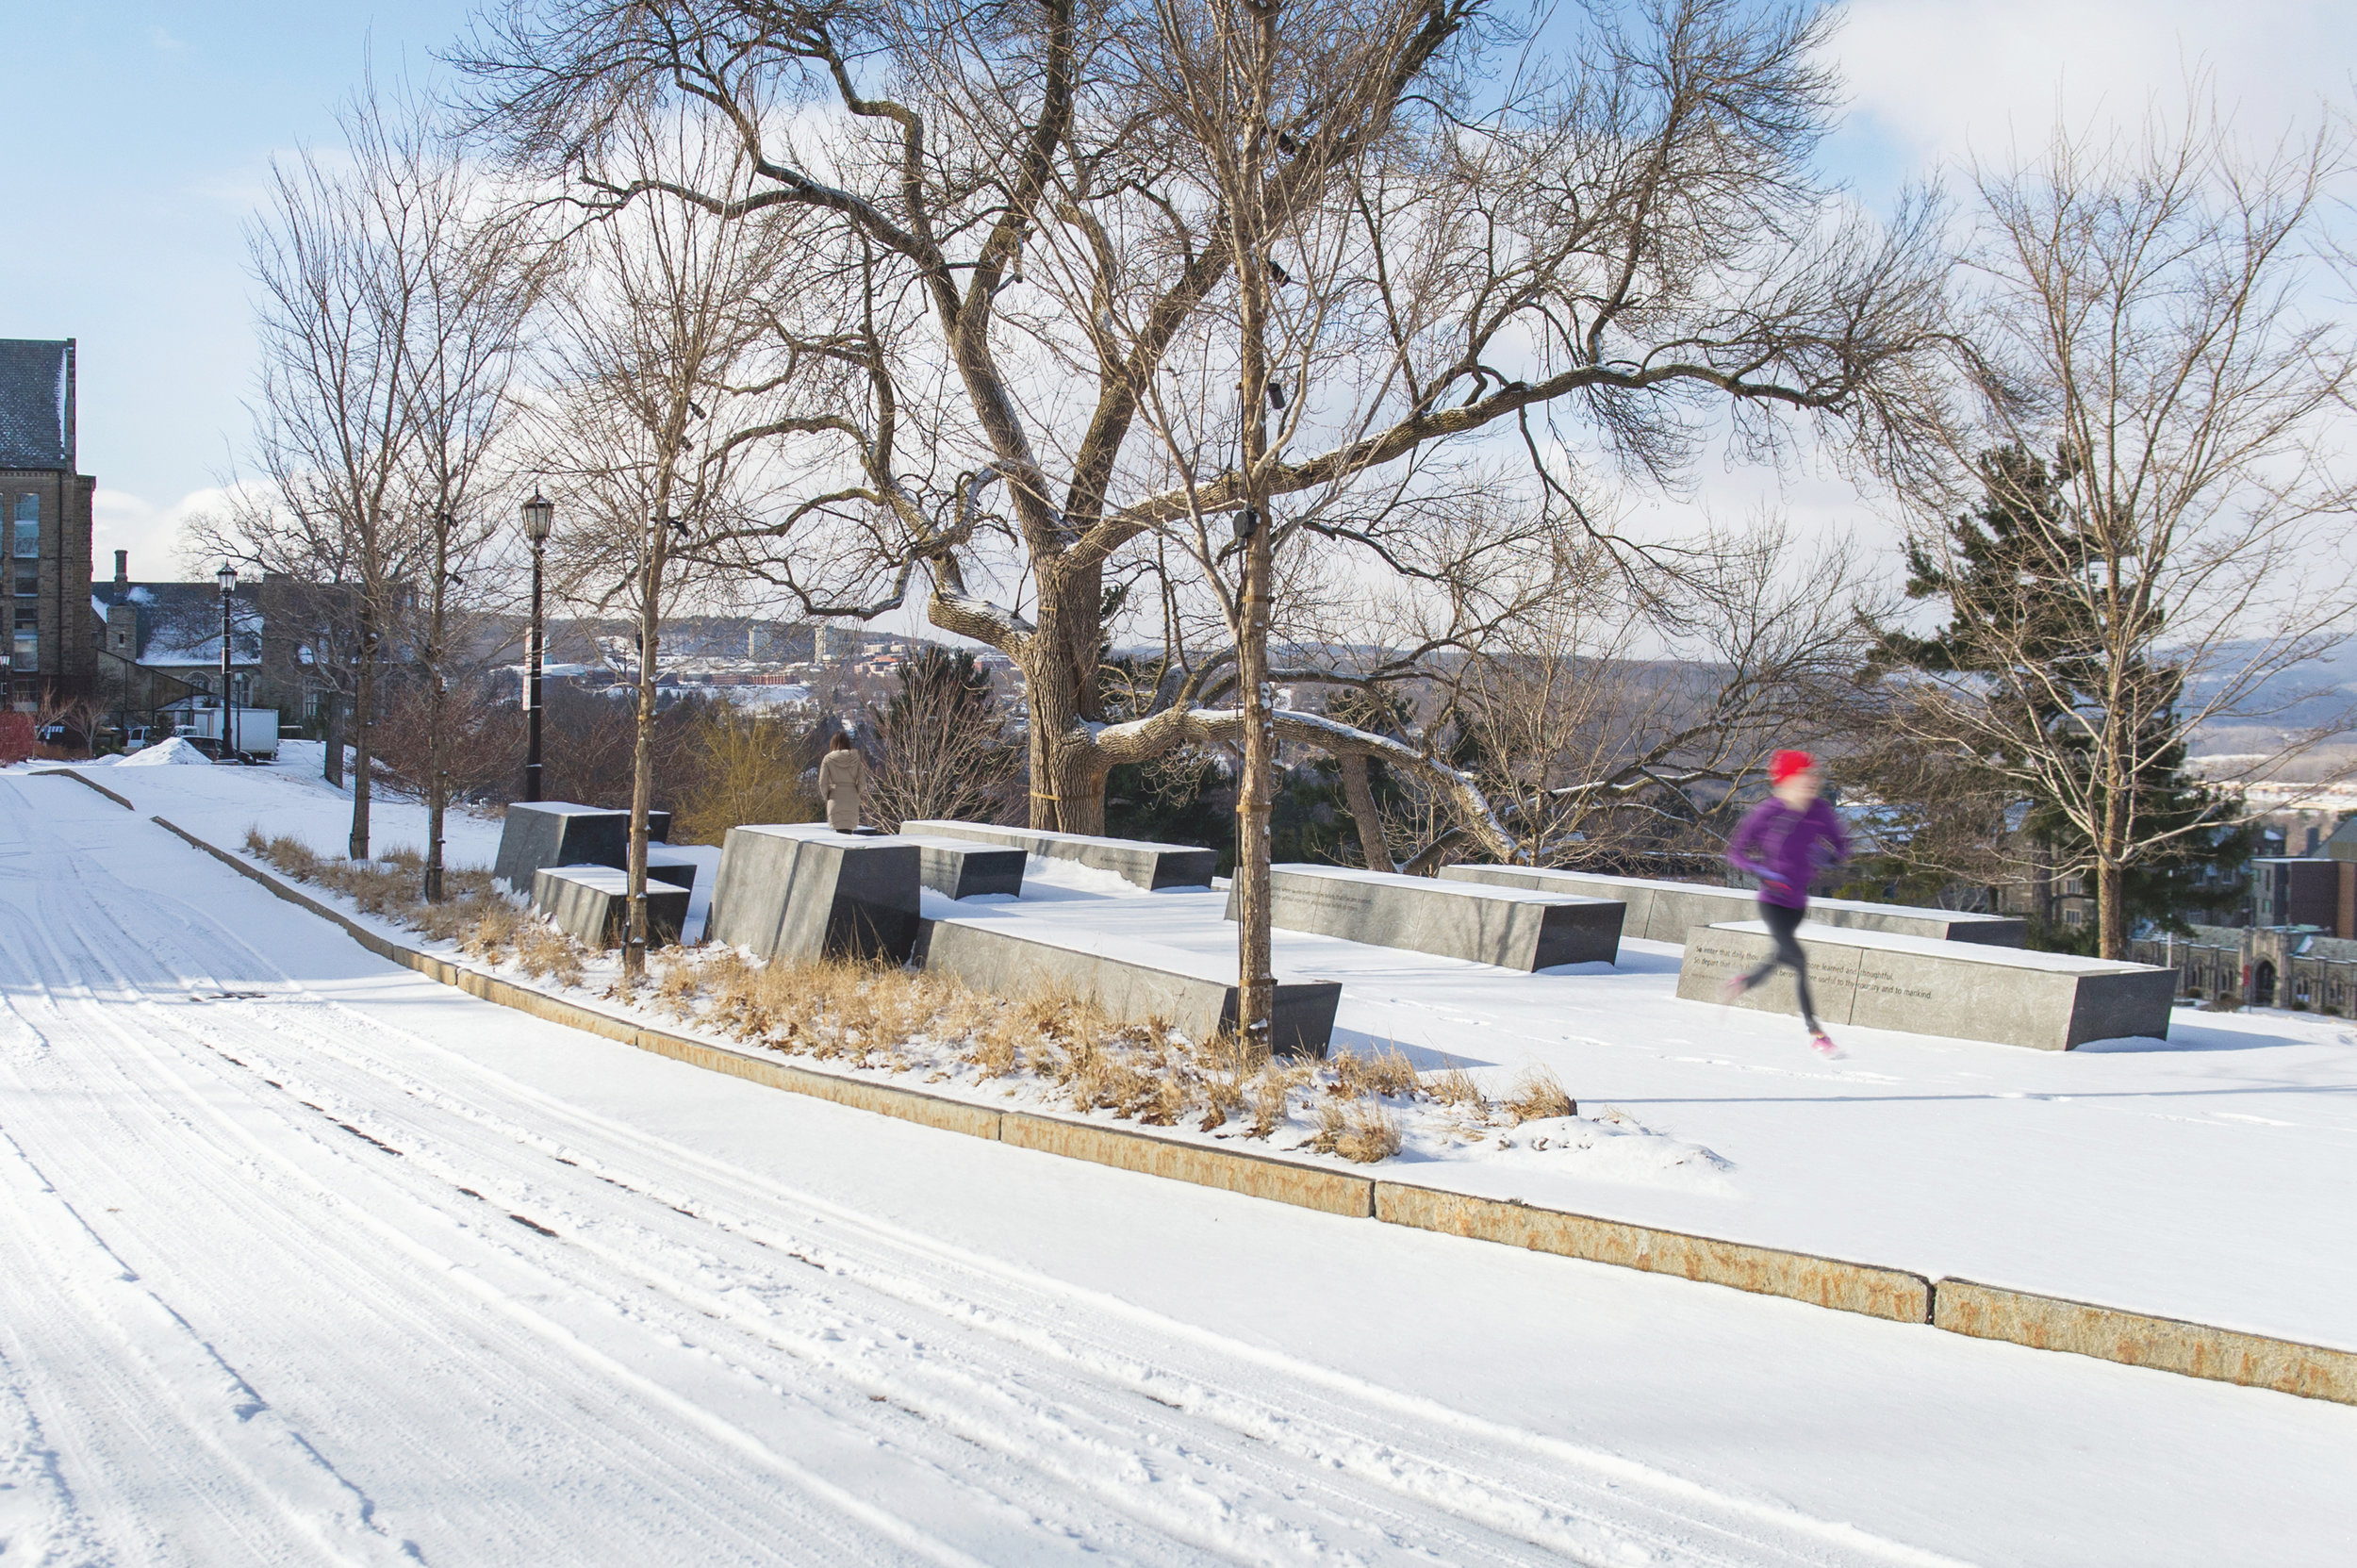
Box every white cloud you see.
[1830,0,2356,173]
[93,487,244,583]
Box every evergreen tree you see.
[1875,445,2249,950]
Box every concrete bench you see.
[1442,864,2025,948]
[706,824,923,963]
[495,801,674,894]
[1676,921,2174,1050]
[915,917,1340,1057]
[1228,864,1622,970]
[897,834,1028,900]
[899,819,1217,891]
[531,866,690,949]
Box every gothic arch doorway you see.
[2252,961,2278,1009]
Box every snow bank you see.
[118,737,213,767]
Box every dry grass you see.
[1309,1097,1405,1163]
[1426,1065,1489,1117]
[243,823,1591,1165]
[245,828,585,977]
[1500,1066,1577,1124]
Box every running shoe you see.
[1808,1032,1841,1059]
[1719,976,1749,1005]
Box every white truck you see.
[177,706,282,760]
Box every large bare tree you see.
[456,0,1947,848]
[1880,107,2357,957]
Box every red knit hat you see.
[1769,750,1817,786]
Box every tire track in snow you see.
[2,780,1978,1567]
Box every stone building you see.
[0,338,97,709]
[2133,819,2357,1014]
[90,553,353,734]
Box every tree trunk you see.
[1229,29,1279,1054]
[1022,566,1106,834]
[347,611,375,861]
[1339,751,1390,872]
[322,690,343,788]
[624,500,669,984]
[423,525,448,903]
[2096,857,2126,961]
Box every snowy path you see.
[5,770,2356,1565]
[0,775,1967,1566]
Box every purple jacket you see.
[1726,796,1850,909]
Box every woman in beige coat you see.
[816,732,867,831]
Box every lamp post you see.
[215,562,238,761]
[520,492,553,801]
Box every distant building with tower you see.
[1,338,96,709]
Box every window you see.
[10,494,35,558]
[9,629,35,670]
[2063,909,2084,927]
[12,566,32,596]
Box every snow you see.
[114,735,212,767]
[3,767,2355,1565]
[47,756,2357,1352]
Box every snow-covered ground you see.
[6,759,2356,1564]
[58,747,2357,1351]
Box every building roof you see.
[0,339,74,470]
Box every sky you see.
[2,0,2351,586]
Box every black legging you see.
[1739,900,1820,1032]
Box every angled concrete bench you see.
[1442,864,2025,948]
[532,866,690,949]
[1676,921,2174,1049]
[900,819,1217,891]
[495,801,674,894]
[1228,864,1623,970]
[897,834,1028,900]
[706,824,923,963]
[916,917,1341,1057]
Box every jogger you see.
[1739,900,1820,1032]
[1722,750,1849,1056]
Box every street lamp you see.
[520,492,554,801]
[215,562,238,761]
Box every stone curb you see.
[1374,1182,1932,1323]
[35,767,139,812]
[116,804,2357,1409]
[1001,1114,1375,1217]
[1933,1278,2357,1405]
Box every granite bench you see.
[897,834,1029,900]
[1442,864,2025,948]
[494,801,674,894]
[1675,921,2174,1050]
[1228,864,1623,969]
[705,824,923,963]
[915,917,1341,1057]
[899,819,1217,891]
[531,866,690,949]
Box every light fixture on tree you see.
[520,491,554,802]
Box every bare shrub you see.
[674,701,819,845]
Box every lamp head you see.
[521,492,554,544]
[215,563,238,595]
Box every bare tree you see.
[224,87,498,861]
[455,0,1948,872]
[865,648,1021,829]
[529,111,817,980]
[394,138,541,900]
[1882,106,2357,957]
